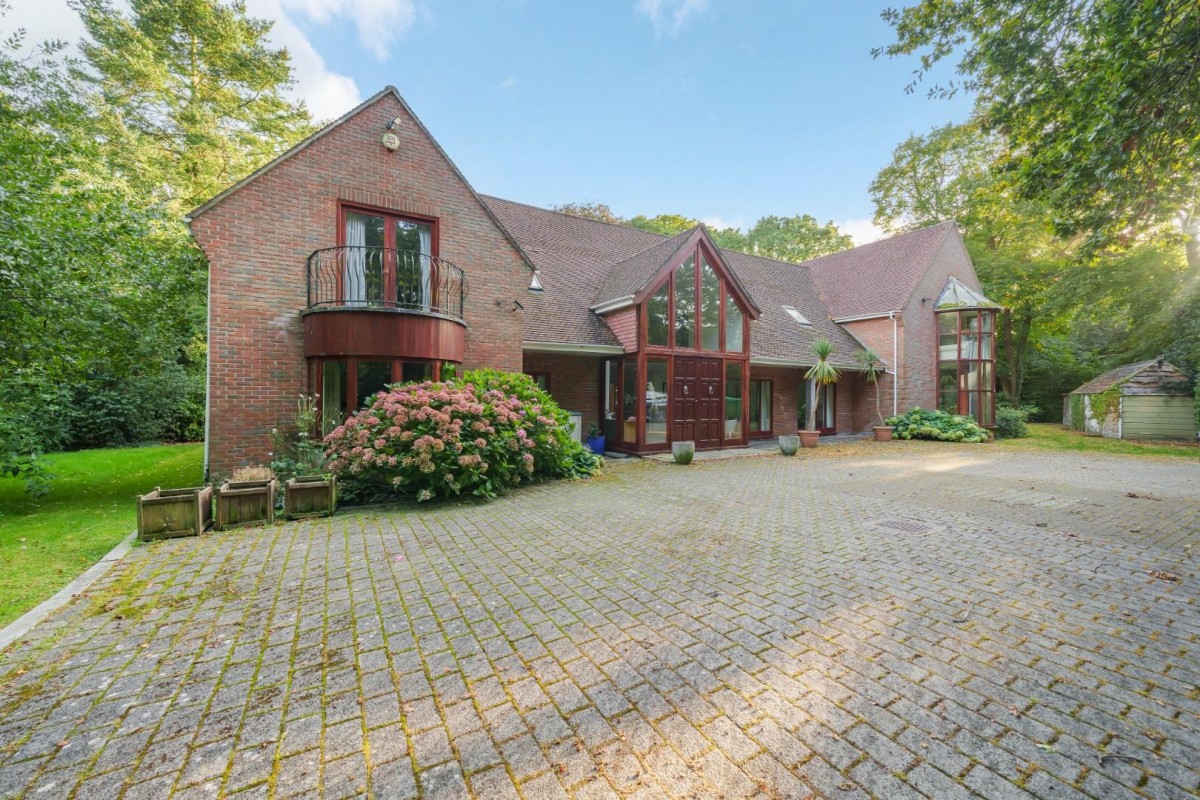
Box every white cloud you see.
[5,0,363,122]
[280,0,416,61]
[837,218,887,247]
[496,76,517,92]
[245,0,362,120]
[700,215,746,232]
[635,0,708,37]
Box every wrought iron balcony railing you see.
[305,246,467,321]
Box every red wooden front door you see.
[672,357,722,448]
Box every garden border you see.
[0,531,136,652]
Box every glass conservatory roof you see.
[935,276,1001,310]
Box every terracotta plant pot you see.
[671,440,695,465]
[137,485,213,541]
[777,434,800,456]
[873,426,894,442]
[798,430,821,449]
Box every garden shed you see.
[1064,359,1195,440]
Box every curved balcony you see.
[306,246,467,319]
[303,246,468,363]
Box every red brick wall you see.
[191,91,528,478]
[842,316,900,422]
[601,307,638,352]
[900,228,982,411]
[522,352,601,433]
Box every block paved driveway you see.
[1,443,1198,800]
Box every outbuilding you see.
[1064,359,1195,440]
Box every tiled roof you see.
[721,250,865,367]
[481,195,879,365]
[482,196,664,346]
[591,228,698,308]
[1071,360,1158,395]
[806,221,957,319]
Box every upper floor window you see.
[341,206,436,309]
[648,244,748,353]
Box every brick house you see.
[188,87,999,478]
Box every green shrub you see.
[324,372,600,504]
[994,403,1039,439]
[885,407,990,443]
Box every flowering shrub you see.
[324,372,600,502]
[886,407,990,443]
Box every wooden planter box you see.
[285,475,337,520]
[215,479,278,530]
[137,486,213,541]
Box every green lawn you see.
[0,444,203,627]
[997,422,1200,459]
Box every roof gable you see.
[590,228,696,309]
[807,221,957,319]
[185,86,534,273]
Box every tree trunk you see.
[999,308,1034,405]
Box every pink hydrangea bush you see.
[323,374,597,502]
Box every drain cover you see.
[875,518,933,534]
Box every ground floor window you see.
[724,362,743,439]
[645,358,669,445]
[314,357,445,430]
[602,360,620,441]
[749,379,771,435]
[799,380,835,433]
[526,372,549,391]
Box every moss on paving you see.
[0,443,203,626]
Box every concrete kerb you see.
[0,531,137,652]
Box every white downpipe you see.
[202,270,212,482]
[890,310,898,416]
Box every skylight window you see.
[782,306,813,326]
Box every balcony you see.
[303,246,468,363]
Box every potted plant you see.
[270,395,339,520]
[215,466,278,530]
[801,338,841,448]
[137,485,213,541]
[777,434,800,456]
[857,348,893,441]
[586,423,606,454]
[671,440,695,465]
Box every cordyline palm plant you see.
[803,338,841,431]
[857,348,887,426]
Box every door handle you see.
[708,385,714,395]
[683,385,689,396]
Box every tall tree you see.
[626,213,749,251]
[876,0,1200,266]
[870,122,998,233]
[73,0,316,211]
[551,201,622,224]
[1,5,206,484]
[745,215,852,263]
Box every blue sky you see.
[10,0,975,242]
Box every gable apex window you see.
[644,242,751,354]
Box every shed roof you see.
[1070,360,1191,395]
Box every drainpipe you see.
[890,310,898,416]
[202,267,212,482]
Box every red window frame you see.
[336,202,441,306]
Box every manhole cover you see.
[875,518,933,534]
